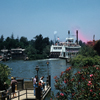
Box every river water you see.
[1,58,73,99]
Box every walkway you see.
[10,85,51,100]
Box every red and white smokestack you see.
[76,30,78,44]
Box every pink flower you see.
[60,93,64,96]
[66,67,71,71]
[87,83,92,86]
[90,74,93,77]
[64,80,67,83]
[88,81,91,83]
[96,67,99,70]
[90,89,93,92]
[72,93,75,96]
[54,76,57,79]
[87,81,92,86]
[61,71,64,75]
[77,71,80,74]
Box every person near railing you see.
[40,76,45,91]
[33,75,38,96]
[11,77,18,98]
[2,82,10,100]
[38,81,43,90]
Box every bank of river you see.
[1,58,77,99]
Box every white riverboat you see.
[49,31,81,61]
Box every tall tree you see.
[93,40,100,56]
[0,35,4,42]
[34,34,43,54]
[0,35,4,49]
[20,36,29,48]
[11,33,14,39]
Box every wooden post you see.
[26,89,27,99]
[0,91,2,100]
[36,86,42,100]
[10,92,11,100]
[18,91,20,100]
[49,75,51,86]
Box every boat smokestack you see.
[93,35,95,46]
[76,30,78,44]
[93,35,95,41]
[68,30,70,38]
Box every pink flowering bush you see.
[51,65,100,100]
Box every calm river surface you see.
[0,58,77,100]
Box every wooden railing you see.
[0,87,51,100]
[0,75,51,100]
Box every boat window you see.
[58,47,62,49]
[53,47,62,49]
[54,47,57,49]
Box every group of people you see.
[33,75,45,96]
[2,76,45,98]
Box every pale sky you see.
[0,0,100,43]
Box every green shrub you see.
[0,64,11,90]
[71,55,100,67]
[51,65,100,100]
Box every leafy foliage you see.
[94,40,100,56]
[51,65,100,100]
[0,64,11,90]
[79,45,97,57]
[71,45,100,67]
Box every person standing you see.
[40,76,45,90]
[33,75,38,96]
[11,77,18,98]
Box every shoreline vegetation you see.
[0,34,51,60]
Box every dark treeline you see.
[0,34,54,60]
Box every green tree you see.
[43,45,50,58]
[79,40,85,47]
[50,40,54,45]
[94,40,100,56]
[0,35,4,49]
[20,36,29,48]
[0,64,11,90]
[0,35,4,42]
[79,45,97,57]
[71,45,99,67]
[25,45,37,60]
[11,33,14,39]
[42,37,50,47]
[34,34,43,54]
